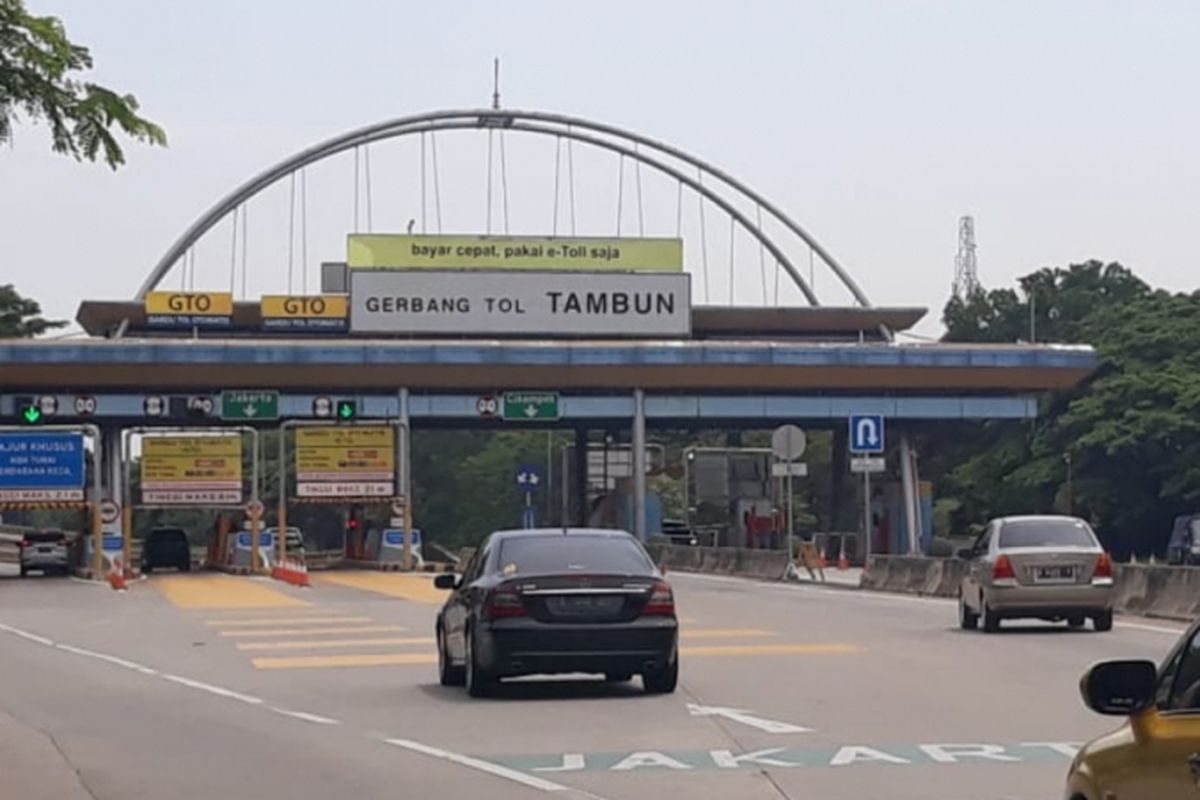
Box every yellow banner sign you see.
[145,292,234,316]
[295,427,395,482]
[347,234,683,272]
[260,295,348,319]
[141,436,242,493]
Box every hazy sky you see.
[3,1,1198,336]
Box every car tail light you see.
[19,540,30,549]
[1094,552,1113,579]
[485,585,527,619]
[642,581,675,616]
[993,554,1016,581]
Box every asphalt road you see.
[0,565,1186,800]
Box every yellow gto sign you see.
[141,436,243,504]
[145,292,234,316]
[295,427,394,480]
[347,234,683,272]
[260,295,348,319]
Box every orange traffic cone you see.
[107,569,127,591]
[836,540,850,571]
[818,547,829,570]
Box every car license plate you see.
[1034,565,1074,583]
[37,546,52,554]
[546,596,623,616]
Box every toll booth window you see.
[497,536,654,576]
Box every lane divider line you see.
[160,674,264,705]
[384,738,581,795]
[206,616,374,627]
[236,636,434,652]
[268,707,341,725]
[218,625,410,638]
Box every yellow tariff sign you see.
[347,234,683,272]
[295,427,395,482]
[141,436,243,500]
[145,292,234,316]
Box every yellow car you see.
[1066,621,1200,799]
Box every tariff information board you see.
[347,234,683,272]
[0,432,85,502]
[141,435,243,504]
[295,427,395,498]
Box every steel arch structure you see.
[137,108,870,307]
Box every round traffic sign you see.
[245,499,265,519]
[391,499,406,517]
[771,425,807,461]
[476,395,498,417]
[99,500,121,524]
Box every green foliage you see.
[0,283,64,337]
[932,261,1200,557]
[0,0,165,168]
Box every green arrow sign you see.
[221,390,280,421]
[502,392,560,421]
[21,406,42,425]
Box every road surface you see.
[0,566,1184,800]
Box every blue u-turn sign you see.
[0,432,86,501]
[848,415,885,454]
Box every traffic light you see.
[335,399,357,420]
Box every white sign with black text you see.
[350,270,691,336]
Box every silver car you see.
[957,515,1114,633]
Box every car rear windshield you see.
[496,535,654,576]
[998,519,1096,549]
[24,531,65,544]
[150,529,187,543]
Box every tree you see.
[0,283,64,336]
[0,0,165,168]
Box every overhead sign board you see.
[849,414,885,454]
[347,234,683,272]
[0,432,85,502]
[221,390,280,421]
[295,427,394,498]
[503,392,560,421]
[350,270,691,337]
[144,292,234,330]
[260,295,348,332]
[141,435,243,504]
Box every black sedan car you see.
[141,527,192,573]
[434,528,679,697]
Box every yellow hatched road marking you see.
[236,637,434,652]
[206,617,373,627]
[253,653,436,670]
[218,625,409,638]
[153,575,310,610]
[679,628,774,639]
[681,643,861,656]
[314,572,445,604]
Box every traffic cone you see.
[818,547,829,570]
[836,539,850,571]
[107,567,127,591]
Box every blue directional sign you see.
[514,464,543,492]
[0,432,85,500]
[849,414,885,454]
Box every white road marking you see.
[161,674,264,705]
[0,622,54,646]
[385,738,605,795]
[54,643,159,675]
[687,703,812,734]
[268,707,341,725]
[672,572,1188,634]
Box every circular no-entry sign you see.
[245,499,265,520]
[99,500,121,524]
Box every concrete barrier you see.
[648,543,789,582]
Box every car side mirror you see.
[1080,660,1157,715]
[956,547,975,560]
[433,573,459,590]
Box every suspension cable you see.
[430,132,443,233]
[499,130,511,235]
[228,205,238,294]
[755,204,767,305]
[364,143,373,233]
[728,214,736,305]
[675,180,683,237]
[809,246,815,298]
[697,169,710,303]
[287,171,296,294]
[566,124,577,235]
[353,146,360,232]
[634,142,645,236]
[615,154,624,235]
[486,128,494,234]
[300,168,309,294]
[180,249,187,290]
[552,136,562,236]
[240,205,248,300]
[420,131,427,234]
